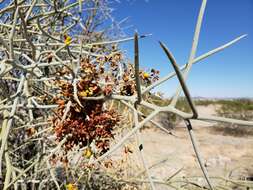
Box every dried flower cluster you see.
[50,53,159,154]
[51,54,159,156]
[121,66,160,96]
[52,59,119,154]
[140,69,160,86]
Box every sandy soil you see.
[140,126,253,179]
[111,105,253,188]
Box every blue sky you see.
[112,0,253,98]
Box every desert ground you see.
[109,104,253,189]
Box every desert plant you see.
[0,0,253,190]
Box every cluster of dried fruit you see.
[52,58,119,155]
[51,55,159,156]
